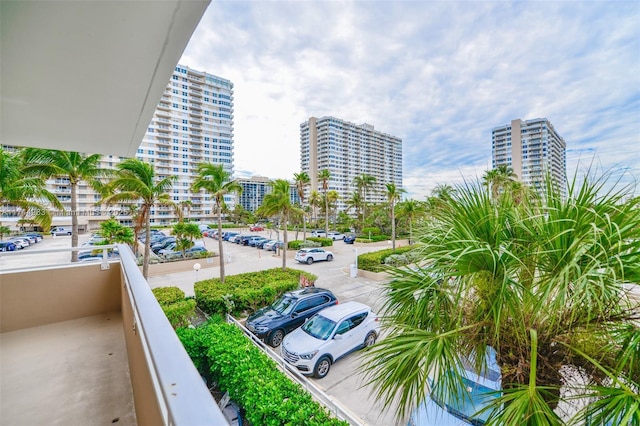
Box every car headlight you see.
[299,350,318,360]
[254,326,269,333]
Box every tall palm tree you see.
[353,173,377,227]
[397,199,423,245]
[180,200,193,221]
[384,183,406,250]
[21,148,109,261]
[363,173,640,425]
[0,147,61,231]
[483,164,517,199]
[101,158,176,279]
[191,163,242,284]
[293,172,310,240]
[257,179,302,270]
[345,191,363,228]
[309,190,322,227]
[326,190,340,228]
[318,169,331,235]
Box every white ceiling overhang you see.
[1,0,210,158]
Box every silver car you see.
[294,248,334,264]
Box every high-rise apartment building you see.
[492,118,566,193]
[2,65,234,230]
[236,176,301,213]
[137,64,235,224]
[300,116,403,212]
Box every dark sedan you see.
[246,288,338,347]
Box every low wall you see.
[357,269,390,281]
[146,256,220,277]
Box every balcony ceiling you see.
[1,0,210,158]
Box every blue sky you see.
[180,1,640,199]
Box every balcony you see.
[0,245,229,425]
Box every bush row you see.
[194,268,317,316]
[357,245,416,272]
[177,321,348,426]
[287,238,331,250]
[152,287,196,329]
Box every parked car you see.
[151,237,176,253]
[310,230,326,238]
[0,241,17,252]
[246,236,265,247]
[249,224,264,231]
[163,245,208,259]
[407,347,501,426]
[24,233,43,242]
[327,232,345,241]
[50,226,72,236]
[343,234,356,244]
[295,248,334,264]
[15,234,37,244]
[239,235,254,245]
[222,231,238,241]
[249,237,268,247]
[282,301,380,379]
[8,237,30,249]
[245,288,338,347]
[263,240,283,251]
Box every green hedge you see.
[194,268,317,316]
[306,237,333,247]
[177,321,348,426]
[152,287,186,305]
[152,287,196,329]
[361,227,381,236]
[357,245,415,272]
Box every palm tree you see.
[0,147,61,232]
[101,158,176,279]
[345,191,363,229]
[179,200,193,221]
[384,183,406,250]
[309,190,322,227]
[171,222,201,258]
[191,163,242,284]
[397,199,425,245]
[293,172,310,240]
[363,173,640,425]
[257,179,303,270]
[326,190,340,228]
[318,169,331,235]
[353,174,377,227]
[22,148,111,261]
[483,164,517,199]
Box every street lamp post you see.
[193,262,201,282]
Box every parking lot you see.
[151,229,405,426]
[1,229,405,425]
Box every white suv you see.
[281,301,380,378]
[294,248,333,264]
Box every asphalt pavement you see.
[148,230,406,426]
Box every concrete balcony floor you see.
[1,312,136,425]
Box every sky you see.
[180,0,640,200]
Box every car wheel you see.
[306,257,314,265]
[314,356,331,379]
[326,254,333,261]
[364,331,377,348]
[67,232,72,235]
[269,329,285,347]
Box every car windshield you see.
[271,296,296,315]
[301,314,336,340]
[430,374,498,424]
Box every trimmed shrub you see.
[307,237,332,247]
[361,227,381,236]
[177,321,348,426]
[357,246,415,272]
[195,268,317,316]
[152,286,185,305]
[152,286,196,329]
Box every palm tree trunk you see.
[217,204,225,283]
[324,195,329,235]
[143,208,151,279]
[282,213,288,270]
[391,202,396,250]
[71,180,78,262]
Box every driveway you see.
[148,230,406,425]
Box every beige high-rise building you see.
[492,118,566,193]
[300,116,403,212]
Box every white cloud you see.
[180,1,640,196]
